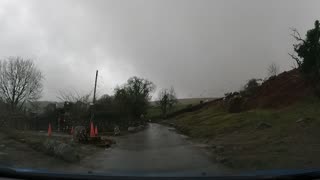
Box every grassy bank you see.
[4,130,101,162]
[164,96,320,170]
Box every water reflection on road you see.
[77,123,228,175]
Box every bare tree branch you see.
[288,53,302,68]
[0,57,43,111]
[267,62,280,77]
[57,89,91,104]
[290,27,306,43]
[157,87,177,118]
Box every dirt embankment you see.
[246,69,313,109]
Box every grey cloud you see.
[0,0,319,100]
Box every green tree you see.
[114,76,155,121]
[290,20,320,80]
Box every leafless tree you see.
[57,89,91,104]
[0,57,43,111]
[157,87,177,118]
[288,28,304,68]
[267,62,280,77]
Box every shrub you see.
[290,20,320,96]
[240,79,260,97]
[227,96,244,113]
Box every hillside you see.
[150,97,215,106]
[163,69,320,170]
[246,69,313,108]
[147,97,216,119]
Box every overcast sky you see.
[0,0,320,101]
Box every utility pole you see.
[91,70,98,123]
[93,70,98,104]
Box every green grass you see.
[174,96,320,137]
[166,96,320,170]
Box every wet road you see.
[75,123,228,175]
[0,123,228,175]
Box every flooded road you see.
[75,123,228,175]
[0,123,228,176]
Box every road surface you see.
[0,123,229,176]
[73,123,229,175]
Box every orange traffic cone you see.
[90,122,95,137]
[95,125,98,136]
[70,126,74,135]
[48,123,52,137]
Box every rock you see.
[43,139,59,155]
[169,123,175,127]
[210,145,217,149]
[96,138,115,148]
[256,122,272,130]
[195,144,210,148]
[73,126,87,143]
[296,118,304,123]
[127,124,145,133]
[114,126,121,136]
[233,146,243,151]
[0,144,5,148]
[216,145,225,153]
[212,145,225,153]
[216,156,228,163]
[296,117,313,124]
[43,139,79,162]
[0,152,8,156]
[53,143,79,162]
[128,127,136,132]
[69,139,76,146]
[87,136,102,143]
[136,125,144,131]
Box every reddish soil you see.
[246,69,313,109]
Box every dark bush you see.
[290,20,320,96]
[227,96,244,113]
[240,79,260,97]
